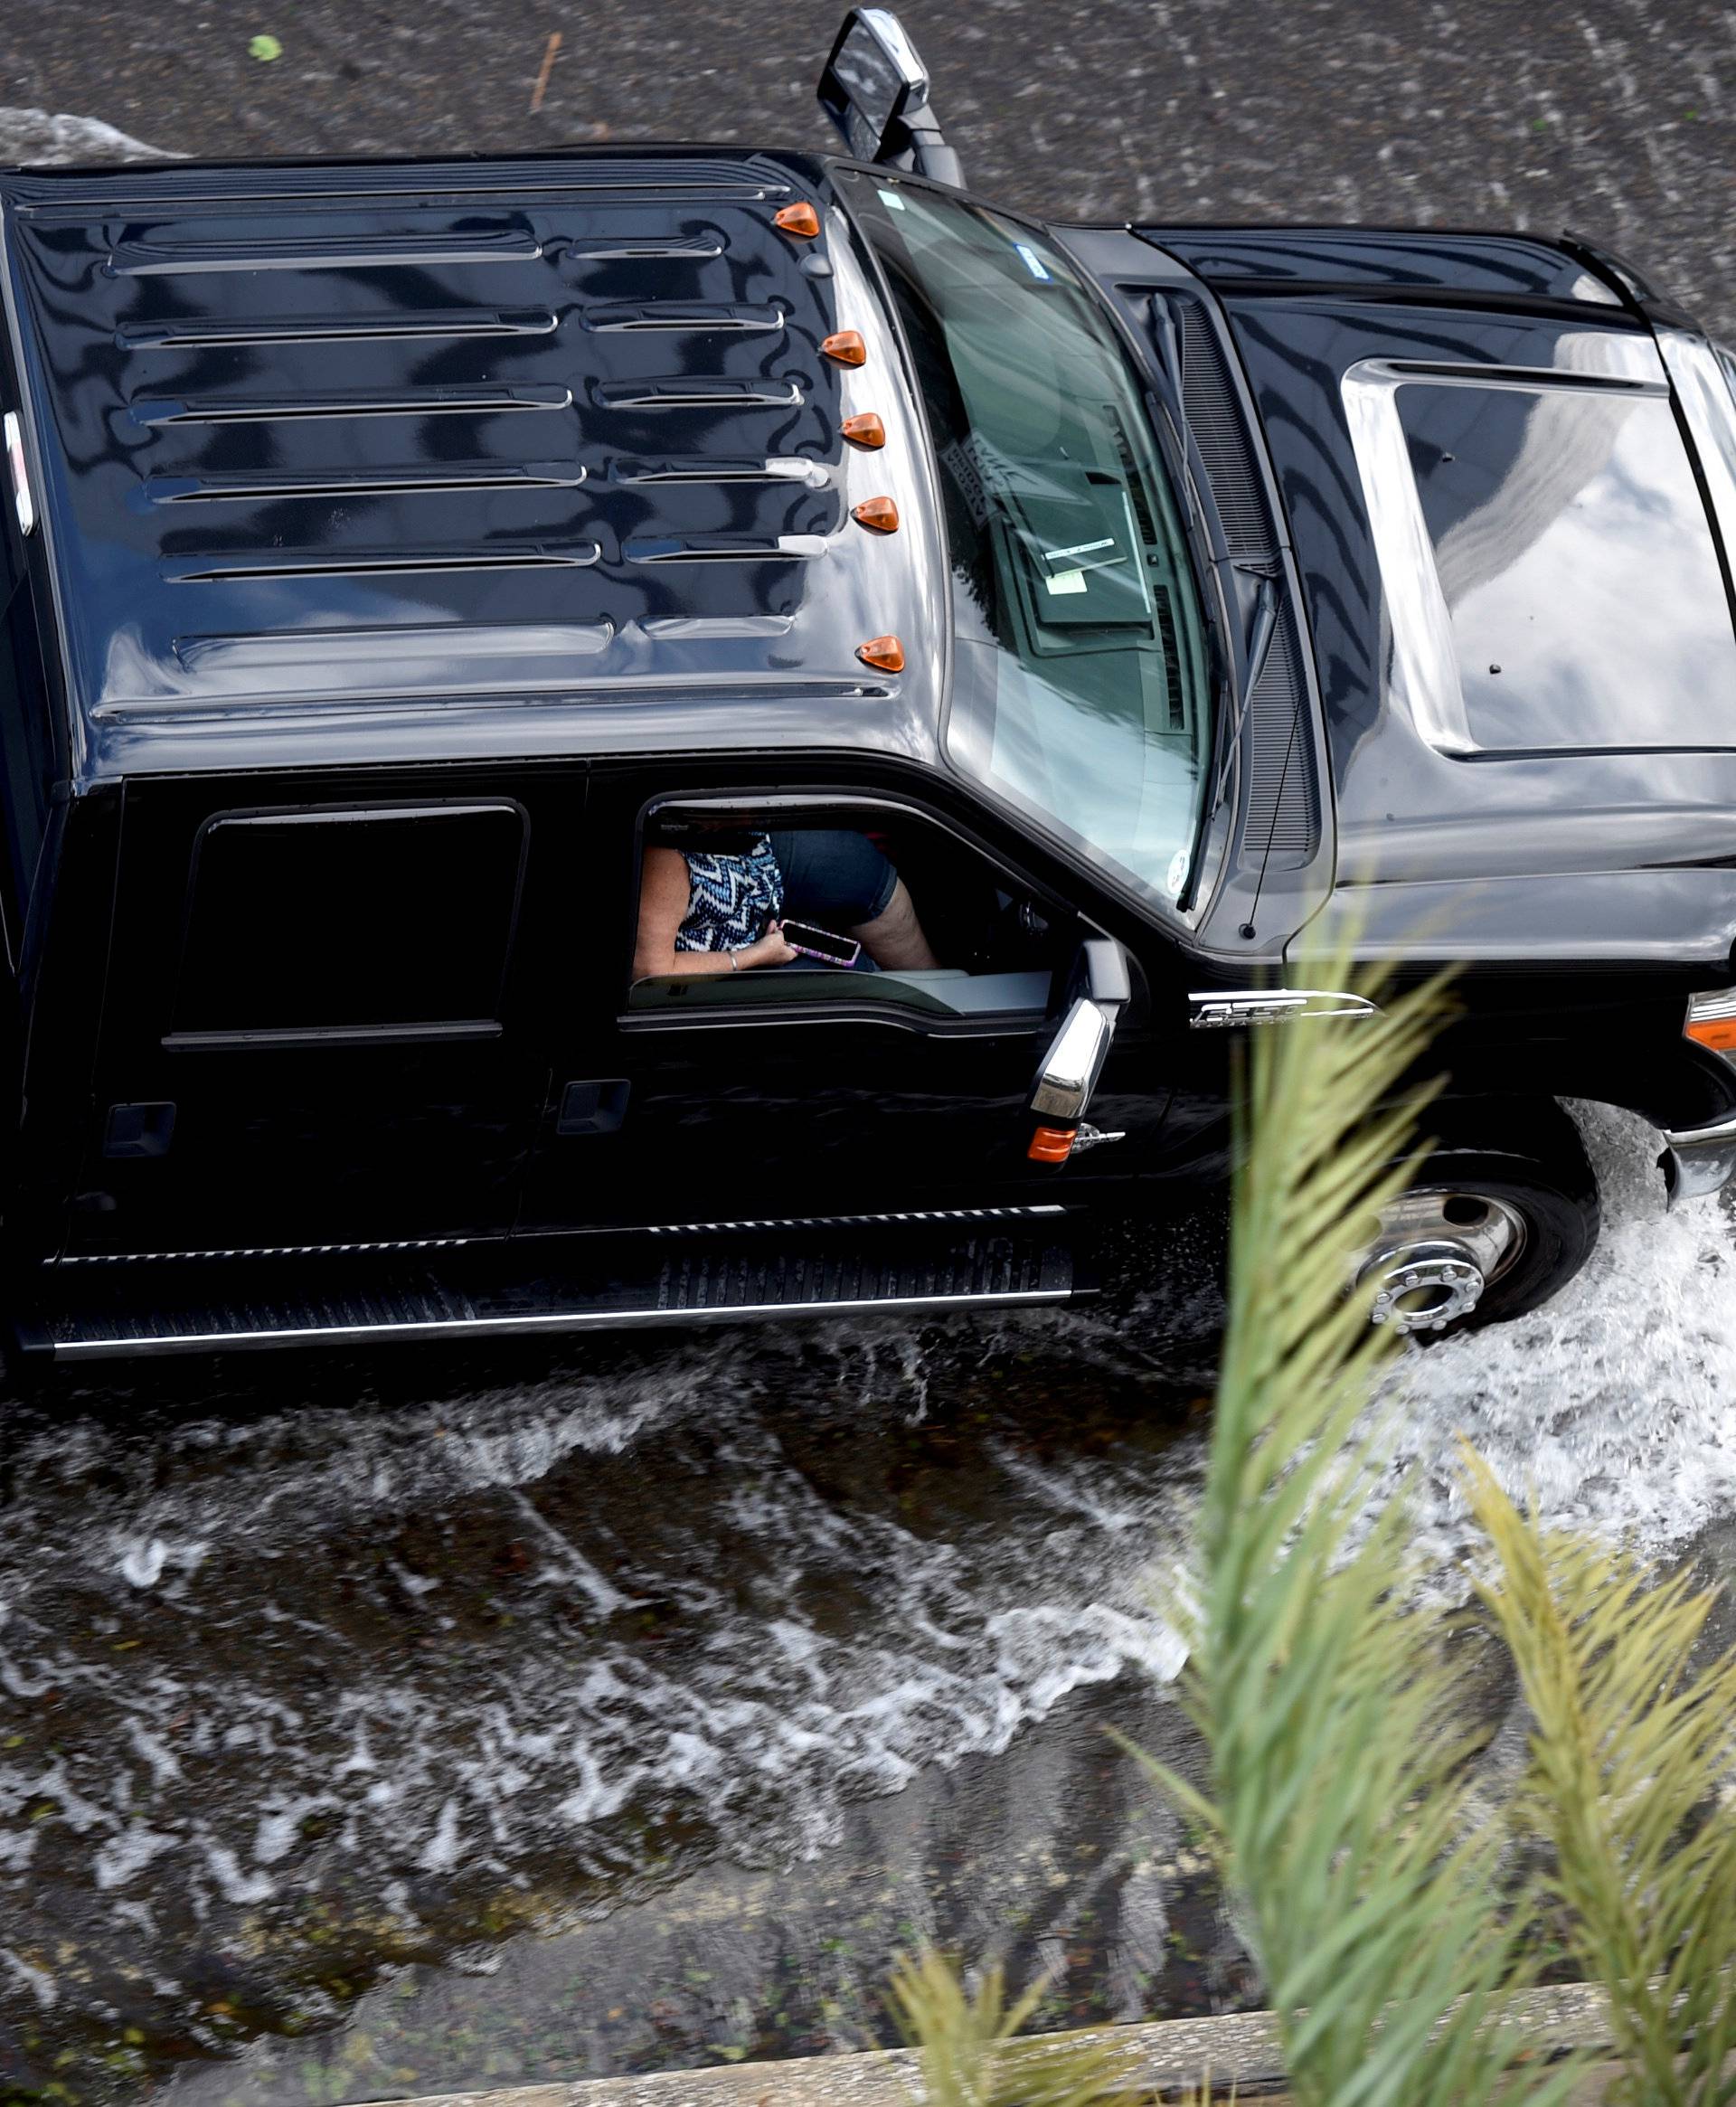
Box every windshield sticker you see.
[1044,570,1088,596]
[1043,536,1116,562]
[1166,849,1190,897]
[1014,241,1053,281]
[876,187,907,211]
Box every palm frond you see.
[885,1949,1141,2107]
[1136,942,1580,2107]
[1463,1455,1736,2106]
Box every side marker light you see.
[841,411,886,449]
[1027,1125,1077,1164]
[822,329,867,366]
[852,496,900,534]
[855,635,905,673]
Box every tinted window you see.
[175,802,526,1036]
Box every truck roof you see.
[0,148,947,786]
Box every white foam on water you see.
[10,1098,1731,2089]
[1376,1102,1736,1560]
[0,1322,1194,1989]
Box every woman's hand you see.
[736,921,799,969]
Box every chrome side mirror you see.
[1030,997,1113,1125]
[819,9,929,161]
[817,9,965,185]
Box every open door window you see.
[626,797,1076,1026]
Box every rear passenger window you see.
[173,802,527,1040]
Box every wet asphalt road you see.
[3,0,1736,334]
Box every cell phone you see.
[780,919,861,968]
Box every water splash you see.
[1380,1102,1736,1557]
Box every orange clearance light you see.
[852,496,900,534]
[1028,1125,1078,1164]
[774,201,822,238]
[841,411,886,449]
[822,329,867,366]
[856,634,905,673]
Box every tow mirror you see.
[1025,939,1131,1163]
[1031,998,1113,1127]
[818,9,965,187]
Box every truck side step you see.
[24,1219,1090,1360]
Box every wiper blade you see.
[1212,567,1281,814]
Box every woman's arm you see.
[632,846,797,978]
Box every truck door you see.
[72,765,580,1256]
[518,770,1178,1235]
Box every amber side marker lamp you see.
[852,496,900,534]
[822,329,867,366]
[841,411,886,449]
[856,635,905,673]
[774,202,821,238]
[1687,990,1736,1053]
[1027,1125,1077,1164]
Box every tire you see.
[1361,1100,1600,1336]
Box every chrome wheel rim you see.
[1356,1188,1529,1335]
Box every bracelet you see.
[728,950,741,972]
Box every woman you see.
[633,824,940,980]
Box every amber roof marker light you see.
[852,496,900,534]
[774,202,822,239]
[822,329,867,366]
[841,411,886,449]
[856,635,905,673]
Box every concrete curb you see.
[357,1980,1621,2107]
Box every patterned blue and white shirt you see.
[675,833,785,952]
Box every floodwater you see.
[4,1105,1735,2104]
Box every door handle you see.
[1070,1123,1126,1155]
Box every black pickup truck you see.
[0,6,1731,1363]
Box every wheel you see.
[1353,1101,1600,1337]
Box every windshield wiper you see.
[1212,565,1281,813]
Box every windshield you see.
[844,175,1213,910]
